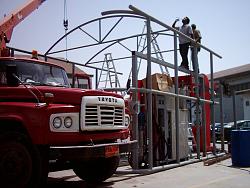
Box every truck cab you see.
[0,56,135,187]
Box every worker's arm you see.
[191,33,194,40]
[172,18,179,28]
[196,30,202,42]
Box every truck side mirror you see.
[6,65,19,86]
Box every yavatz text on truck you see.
[0,56,136,187]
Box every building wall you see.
[214,95,244,123]
[243,94,250,120]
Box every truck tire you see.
[72,156,120,183]
[0,132,46,188]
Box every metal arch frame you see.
[44,12,174,92]
[45,14,146,56]
[44,14,173,67]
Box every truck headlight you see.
[64,117,73,128]
[53,117,62,128]
[50,113,79,132]
[125,115,130,127]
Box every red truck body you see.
[0,1,136,186]
[0,56,135,187]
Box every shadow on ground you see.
[47,176,114,188]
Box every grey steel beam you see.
[174,32,180,163]
[129,88,219,105]
[232,90,237,129]
[201,76,207,157]
[131,51,139,169]
[146,18,153,169]
[133,51,191,74]
[72,63,75,88]
[193,47,200,159]
[210,53,216,155]
[128,5,222,59]
[235,88,250,94]
[219,83,225,151]
[95,69,98,89]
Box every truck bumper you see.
[50,140,137,160]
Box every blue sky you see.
[1,0,250,86]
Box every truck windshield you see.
[0,59,70,87]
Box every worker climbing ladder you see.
[97,53,121,89]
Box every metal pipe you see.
[117,152,227,175]
[131,51,139,169]
[128,5,222,59]
[7,47,123,75]
[219,82,225,151]
[95,69,98,89]
[72,63,75,88]
[235,88,250,94]
[193,47,200,159]
[45,14,144,55]
[133,51,191,74]
[201,76,207,157]
[129,87,219,105]
[174,32,180,163]
[146,18,153,169]
[232,90,237,129]
[99,19,101,42]
[210,53,216,155]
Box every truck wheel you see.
[0,132,44,188]
[73,156,120,183]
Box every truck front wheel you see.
[72,156,120,183]
[0,132,45,188]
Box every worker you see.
[172,17,193,70]
[191,24,202,73]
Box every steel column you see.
[131,51,139,169]
[95,69,98,89]
[72,63,75,88]
[219,83,225,151]
[174,32,180,163]
[232,90,237,129]
[146,18,153,169]
[193,47,200,159]
[201,76,207,157]
[210,53,216,155]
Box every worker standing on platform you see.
[191,24,202,73]
[172,17,193,70]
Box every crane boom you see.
[0,0,46,55]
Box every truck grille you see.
[85,105,123,127]
[81,96,125,130]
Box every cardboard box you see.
[142,73,173,91]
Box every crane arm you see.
[0,0,46,49]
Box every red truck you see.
[0,1,135,187]
[0,55,135,187]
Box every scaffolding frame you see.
[103,5,222,169]
[8,5,223,172]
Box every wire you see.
[63,0,68,31]
[63,0,68,60]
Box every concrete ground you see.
[47,158,250,188]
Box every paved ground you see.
[47,158,250,188]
